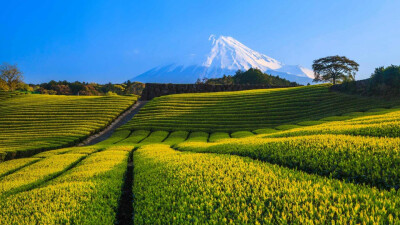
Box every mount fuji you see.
[131,35,314,84]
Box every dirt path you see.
[77,101,148,146]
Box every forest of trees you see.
[30,80,145,96]
[197,68,299,86]
[0,62,145,96]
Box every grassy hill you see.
[0,91,27,101]
[0,93,137,161]
[1,86,400,223]
[122,84,400,132]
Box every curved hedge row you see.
[0,91,27,101]
[133,144,400,224]
[177,134,400,190]
[122,84,400,132]
[0,146,129,224]
[269,108,400,138]
[0,94,137,161]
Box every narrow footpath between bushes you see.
[77,101,148,146]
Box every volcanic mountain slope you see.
[132,35,314,84]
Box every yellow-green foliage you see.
[0,154,84,195]
[122,84,400,132]
[0,158,39,177]
[0,91,27,101]
[0,147,129,224]
[63,146,101,155]
[32,146,100,158]
[209,132,230,142]
[252,128,277,134]
[231,130,254,138]
[275,124,302,130]
[185,131,209,142]
[32,147,78,158]
[320,115,352,121]
[0,94,136,161]
[177,134,400,189]
[138,130,169,146]
[162,131,189,146]
[117,130,150,145]
[133,145,400,224]
[296,120,326,126]
[269,108,400,138]
[3,85,400,224]
[95,129,131,146]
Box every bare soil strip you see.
[116,149,134,225]
[78,101,148,146]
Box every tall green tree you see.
[0,63,24,91]
[312,56,359,84]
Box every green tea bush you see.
[177,134,400,189]
[0,94,136,161]
[162,131,189,146]
[209,132,231,142]
[122,84,400,132]
[185,132,209,142]
[133,145,400,224]
[231,131,254,138]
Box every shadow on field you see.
[116,149,134,225]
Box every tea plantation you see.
[1,85,400,224]
[122,84,400,132]
[0,92,137,161]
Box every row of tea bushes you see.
[269,108,400,138]
[0,145,131,224]
[0,94,137,161]
[123,84,400,132]
[177,134,400,190]
[133,144,400,224]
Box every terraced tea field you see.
[1,85,400,224]
[0,91,27,101]
[122,84,400,132]
[0,93,137,161]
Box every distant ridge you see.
[132,35,314,84]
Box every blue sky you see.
[1,0,399,83]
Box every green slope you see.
[0,93,137,161]
[121,84,400,132]
[2,86,400,224]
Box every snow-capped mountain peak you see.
[203,35,283,71]
[132,35,314,84]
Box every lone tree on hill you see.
[312,56,359,84]
[0,63,24,91]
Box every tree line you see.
[197,68,299,86]
[2,56,399,97]
[0,63,144,96]
[32,80,145,96]
[195,56,361,86]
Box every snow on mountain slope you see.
[276,65,315,79]
[132,35,314,84]
[204,35,282,71]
